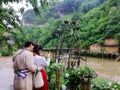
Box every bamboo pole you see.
[56,70,61,90]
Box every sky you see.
[3,0,64,12]
[3,1,32,12]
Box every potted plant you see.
[77,65,97,90]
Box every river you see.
[81,57,120,82]
[0,56,120,90]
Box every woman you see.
[33,44,50,90]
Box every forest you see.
[0,0,120,56]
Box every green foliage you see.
[46,59,65,90]
[50,63,64,70]
[8,0,107,51]
[46,62,120,90]
[1,0,120,56]
[77,65,97,83]
[23,0,105,25]
[92,78,120,90]
[0,42,17,56]
[110,82,120,90]
[115,33,120,42]
[79,0,120,47]
[44,38,57,48]
[63,65,97,90]
[64,69,81,90]
[0,5,24,56]
[92,78,110,90]
[46,59,56,89]
[23,10,47,25]
[0,0,56,56]
[0,24,5,37]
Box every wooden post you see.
[56,70,61,90]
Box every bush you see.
[110,82,120,90]
[91,78,110,90]
[64,69,81,90]
[92,78,120,90]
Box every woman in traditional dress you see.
[33,44,50,90]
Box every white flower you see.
[112,88,115,90]
[62,84,66,90]
[114,85,116,88]
[91,84,93,88]
[15,20,20,26]
[7,24,13,29]
[84,78,89,82]
[108,82,112,86]
[78,71,80,74]
[117,82,120,84]
[7,40,15,45]
[65,73,69,78]
[2,19,7,25]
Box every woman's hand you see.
[38,66,44,71]
[45,52,50,59]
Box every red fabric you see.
[34,69,49,90]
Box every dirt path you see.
[0,57,14,90]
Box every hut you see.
[90,44,101,52]
[104,38,119,53]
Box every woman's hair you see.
[33,44,42,55]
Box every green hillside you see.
[22,0,120,49]
[0,0,120,56]
[23,0,106,25]
[81,0,120,47]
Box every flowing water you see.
[0,56,120,90]
[81,57,120,82]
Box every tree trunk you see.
[80,83,91,90]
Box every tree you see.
[0,0,55,56]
